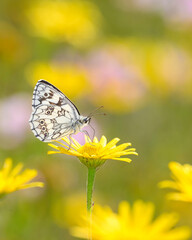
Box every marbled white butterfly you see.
[29,80,91,142]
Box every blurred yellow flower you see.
[71,200,191,240]
[53,193,87,228]
[159,162,192,202]
[123,39,192,97]
[25,0,101,46]
[27,62,90,98]
[48,135,138,168]
[53,192,102,227]
[0,21,28,63]
[0,158,43,196]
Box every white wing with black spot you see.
[29,79,81,142]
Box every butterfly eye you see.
[84,118,90,124]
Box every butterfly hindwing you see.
[29,80,80,142]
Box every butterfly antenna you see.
[87,106,104,118]
[90,112,106,116]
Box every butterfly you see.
[29,79,91,142]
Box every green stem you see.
[87,167,96,240]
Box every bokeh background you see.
[0,0,192,239]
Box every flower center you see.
[79,143,102,158]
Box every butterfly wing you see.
[29,79,80,142]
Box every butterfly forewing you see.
[29,80,81,142]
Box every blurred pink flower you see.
[171,0,192,23]
[84,48,147,112]
[118,0,192,24]
[0,94,31,149]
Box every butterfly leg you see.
[81,130,95,146]
[88,123,95,139]
[67,130,76,150]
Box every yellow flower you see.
[0,158,44,195]
[0,21,28,63]
[26,62,90,99]
[53,193,87,228]
[159,162,192,202]
[25,0,101,46]
[48,135,138,168]
[71,200,191,240]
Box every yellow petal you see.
[71,138,82,148]
[132,201,154,227]
[10,163,23,178]
[107,143,132,155]
[151,213,178,231]
[48,143,59,150]
[85,135,92,143]
[118,201,131,225]
[18,182,44,189]
[108,151,137,158]
[16,169,38,184]
[48,151,60,154]
[58,147,82,157]
[2,158,13,177]
[93,136,99,143]
[161,226,191,240]
[99,136,107,147]
[158,180,179,190]
[104,138,120,150]
[166,193,192,202]
[59,137,70,145]
[108,157,132,163]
